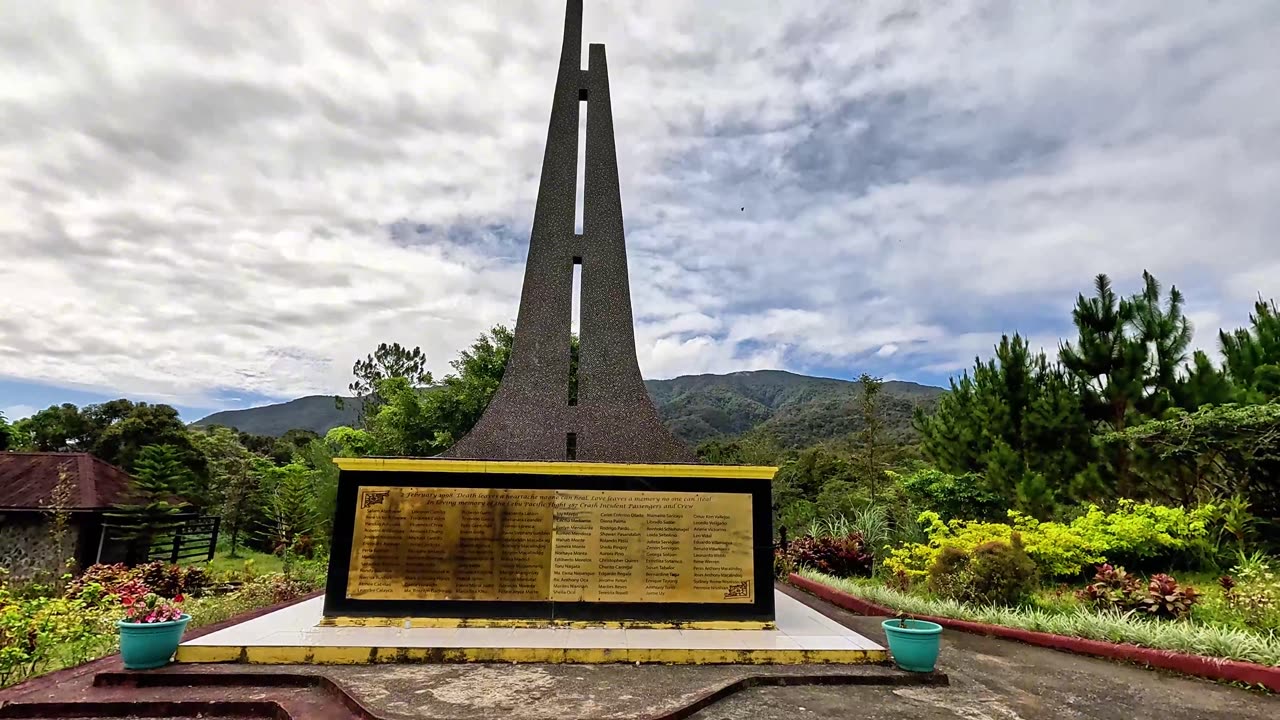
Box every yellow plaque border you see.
[333,457,776,479]
[177,644,884,665]
[318,616,775,630]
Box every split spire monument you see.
[442,0,696,463]
[320,0,781,630]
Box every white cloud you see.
[1,0,1277,409]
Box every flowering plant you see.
[120,588,185,624]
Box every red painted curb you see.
[789,573,1280,692]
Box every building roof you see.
[0,452,134,511]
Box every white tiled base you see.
[177,590,884,664]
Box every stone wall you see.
[0,513,80,581]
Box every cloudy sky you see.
[2,0,1278,422]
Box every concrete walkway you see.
[709,585,1277,720]
[3,585,1275,719]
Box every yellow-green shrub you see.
[926,534,1039,606]
[0,578,116,688]
[883,501,1215,582]
[1066,500,1216,567]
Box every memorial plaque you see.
[345,486,755,604]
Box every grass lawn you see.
[200,546,287,578]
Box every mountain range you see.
[192,369,946,449]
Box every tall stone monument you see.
[323,0,775,626]
[441,0,694,464]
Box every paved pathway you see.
[4,584,1275,718]
[734,584,1278,720]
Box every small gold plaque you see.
[346,487,755,604]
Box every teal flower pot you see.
[117,614,191,670]
[882,618,942,672]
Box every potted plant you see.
[117,586,190,670]
[881,613,943,672]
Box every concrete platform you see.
[177,590,885,665]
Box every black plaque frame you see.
[322,467,775,623]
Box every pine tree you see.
[1060,271,1191,494]
[1130,271,1193,414]
[915,334,1097,516]
[1059,274,1148,434]
[1220,298,1280,403]
[256,463,318,564]
[1174,350,1235,409]
[106,444,194,563]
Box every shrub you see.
[898,468,1004,521]
[885,511,1098,581]
[926,534,1038,606]
[1076,564,1144,611]
[773,548,792,579]
[884,501,1217,582]
[132,562,210,597]
[1223,558,1280,631]
[134,562,185,596]
[1066,500,1216,569]
[67,564,136,598]
[179,566,210,596]
[0,572,116,688]
[1139,573,1199,620]
[926,546,972,600]
[783,533,873,577]
[965,536,1039,606]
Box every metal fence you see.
[96,514,221,566]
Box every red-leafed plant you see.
[1076,563,1143,611]
[1139,573,1199,620]
[784,532,873,577]
[120,588,186,624]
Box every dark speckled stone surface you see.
[444,0,696,463]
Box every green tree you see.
[855,373,887,503]
[99,402,208,500]
[1103,403,1280,539]
[106,444,194,562]
[0,411,12,451]
[270,428,320,465]
[256,462,318,565]
[695,433,780,466]
[15,404,92,451]
[771,446,856,530]
[345,342,433,425]
[1219,298,1280,403]
[365,376,445,456]
[1059,271,1191,493]
[916,334,1096,515]
[321,426,377,458]
[426,325,516,447]
[1130,271,1193,413]
[897,467,1004,521]
[190,427,258,557]
[1175,351,1236,409]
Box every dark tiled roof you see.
[0,452,134,511]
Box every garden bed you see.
[0,588,324,700]
[790,571,1280,692]
[0,557,328,690]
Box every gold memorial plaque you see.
[346,487,755,603]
